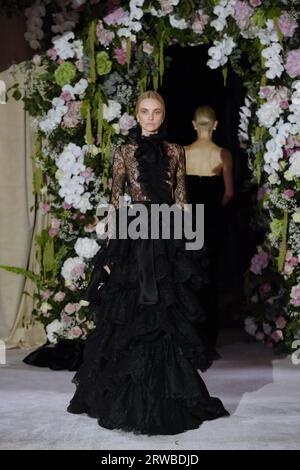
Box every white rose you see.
[289,151,300,177]
[46,319,64,344]
[103,100,122,122]
[74,237,100,259]
[40,302,53,314]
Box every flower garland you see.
[2,0,299,350]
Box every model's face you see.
[136,98,164,136]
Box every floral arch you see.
[2,0,300,352]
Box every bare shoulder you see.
[220,147,232,161]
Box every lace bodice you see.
[108,141,188,209]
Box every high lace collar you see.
[126,123,171,203]
[127,122,167,146]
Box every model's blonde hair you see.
[135,90,165,117]
[194,105,216,130]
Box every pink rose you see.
[142,41,154,55]
[69,326,82,339]
[285,49,300,78]
[54,291,65,302]
[280,100,289,110]
[32,54,41,66]
[46,48,57,60]
[249,0,261,6]
[41,202,50,213]
[103,7,129,26]
[255,331,265,341]
[275,316,287,329]
[64,303,77,314]
[96,20,115,46]
[80,167,93,179]
[278,12,298,38]
[233,0,254,30]
[51,218,60,229]
[259,282,271,295]
[63,201,72,209]
[62,101,82,129]
[283,189,295,199]
[41,289,52,300]
[60,90,73,102]
[286,250,298,266]
[114,47,126,65]
[250,248,269,275]
[271,330,283,343]
[75,59,84,72]
[84,217,98,233]
[62,314,72,325]
[48,227,58,238]
[291,284,300,306]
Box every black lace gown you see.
[67,138,229,435]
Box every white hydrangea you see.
[256,101,282,128]
[52,31,75,59]
[169,15,188,29]
[238,95,254,142]
[287,81,300,135]
[261,43,284,79]
[263,120,292,174]
[51,31,83,60]
[62,78,88,100]
[262,322,272,335]
[77,192,93,213]
[40,302,53,314]
[74,237,100,259]
[46,319,64,344]
[103,100,122,122]
[244,317,257,336]
[289,151,300,178]
[129,0,144,21]
[55,143,93,212]
[210,0,235,32]
[207,34,236,69]
[39,97,68,134]
[258,19,279,46]
[61,256,86,282]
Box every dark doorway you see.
[159,44,261,329]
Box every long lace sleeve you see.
[106,145,126,246]
[174,145,188,209]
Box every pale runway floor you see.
[1,329,299,450]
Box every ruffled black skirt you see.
[67,203,229,435]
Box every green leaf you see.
[33,167,43,196]
[43,238,55,274]
[253,9,266,28]
[85,102,94,145]
[97,92,103,144]
[12,89,22,100]
[222,66,228,87]
[0,265,41,286]
[87,20,96,83]
[277,210,288,272]
[266,7,282,20]
[126,38,132,71]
